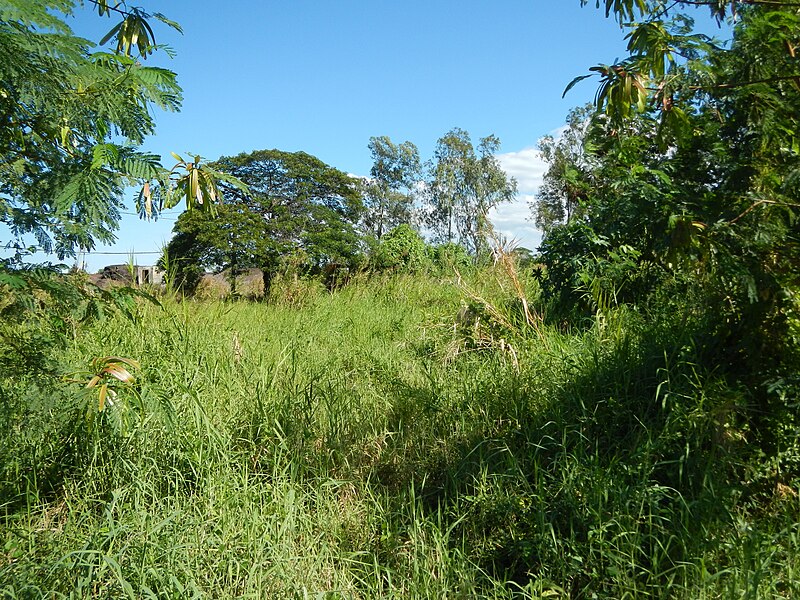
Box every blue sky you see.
[58,1,723,270]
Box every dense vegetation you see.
[2,0,799,597]
[2,270,798,597]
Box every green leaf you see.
[154,13,183,34]
[91,143,120,170]
[563,74,594,98]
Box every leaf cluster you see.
[372,224,431,272]
[0,1,184,257]
[0,259,152,380]
[541,5,800,378]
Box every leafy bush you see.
[430,242,471,273]
[373,224,431,272]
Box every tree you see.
[163,203,274,295]
[214,149,363,267]
[0,1,244,262]
[543,2,800,374]
[362,136,422,239]
[537,3,800,556]
[1,1,172,258]
[428,129,517,256]
[531,105,595,237]
[167,149,364,293]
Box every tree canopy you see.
[0,1,178,258]
[573,0,800,137]
[166,149,364,291]
[539,1,800,374]
[0,1,245,262]
[362,136,422,240]
[427,129,517,256]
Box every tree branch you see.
[730,198,800,223]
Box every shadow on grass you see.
[365,315,795,595]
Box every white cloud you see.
[489,196,542,251]
[496,147,548,194]
[488,147,548,251]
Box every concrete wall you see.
[136,265,163,286]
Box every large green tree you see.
[427,129,517,256]
[163,203,275,295]
[167,149,364,292]
[0,1,175,258]
[362,136,422,240]
[572,1,800,135]
[542,1,800,370]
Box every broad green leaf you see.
[563,74,594,98]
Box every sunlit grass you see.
[1,273,798,598]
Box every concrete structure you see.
[136,265,163,286]
[89,264,164,288]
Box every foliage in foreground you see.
[1,273,797,598]
[536,3,800,421]
[1,1,799,596]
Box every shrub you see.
[373,224,431,273]
[430,242,471,273]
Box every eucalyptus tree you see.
[362,136,422,240]
[428,129,517,256]
[531,105,596,237]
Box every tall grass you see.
[1,272,798,597]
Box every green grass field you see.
[2,272,798,598]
